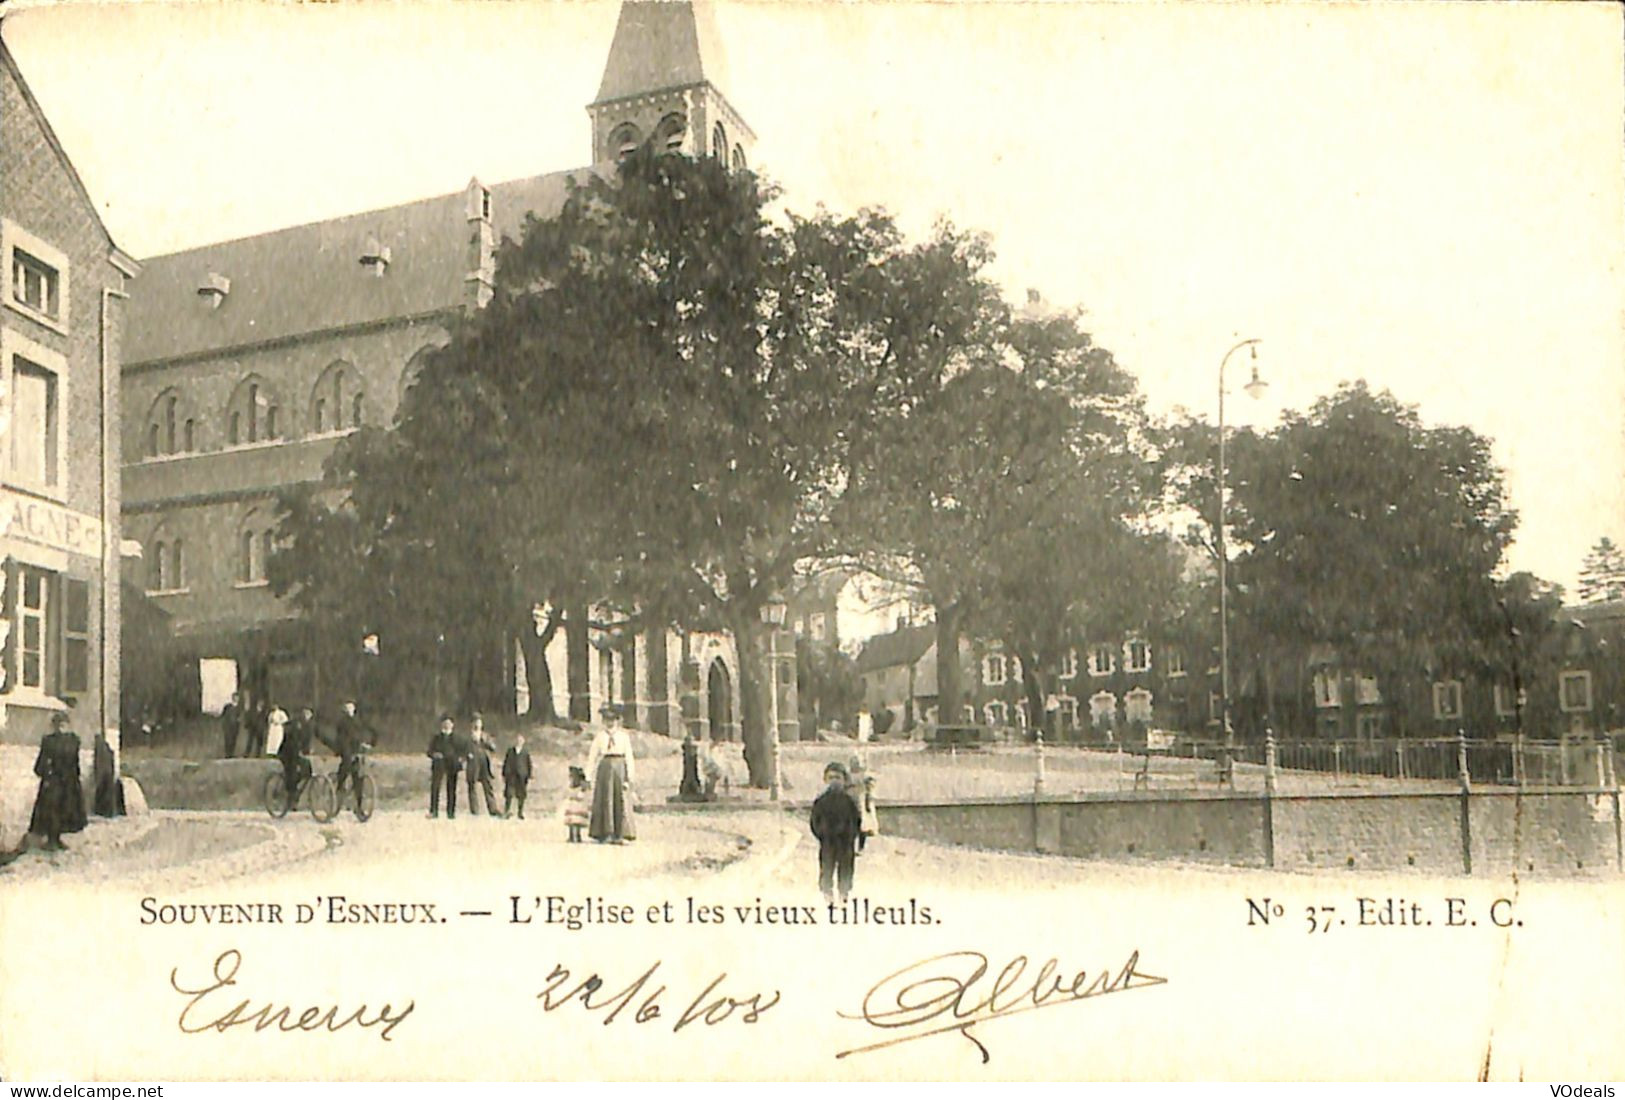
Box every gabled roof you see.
[0,33,139,276]
[1567,598,1625,627]
[854,624,935,676]
[125,168,587,366]
[592,0,732,105]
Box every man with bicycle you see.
[276,706,315,814]
[324,699,371,815]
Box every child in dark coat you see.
[809,762,862,903]
[503,733,533,819]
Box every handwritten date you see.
[537,961,780,1031]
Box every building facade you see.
[119,2,778,741]
[0,34,140,844]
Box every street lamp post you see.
[1218,338,1266,760]
[761,594,787,801]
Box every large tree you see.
[845,307,1165,727]
[281,146,1001,783]
[1183,381,1519,734]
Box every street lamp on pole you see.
[760,594,787,801]
[1218,338,1266,758]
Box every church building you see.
[119,2,786,743]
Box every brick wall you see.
[0,50,127,747]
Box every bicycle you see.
[332,745,377,822]
[264,761,337,822]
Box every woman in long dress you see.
[585,704,636,843]
[30,713,87,850]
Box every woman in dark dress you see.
[30,713,87,850]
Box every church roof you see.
[593,0,732,105]
[125,168,590,367]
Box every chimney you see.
[360,234,392,276]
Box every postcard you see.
[0,0,1621,1083]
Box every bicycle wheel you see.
[355,775,377,822]
[308,774,339,823]
[265,773,290,819]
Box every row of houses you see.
[851,598,1625,743]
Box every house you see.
[853,623,974,733]
[0,28,141,844]
[116,2,773,739]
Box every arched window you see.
[148,540,166,591]
[171,539,186,590]
[396,343,442,422]
[655,113,687,153]
[711,122,727,159]
[609,122,642,161]
[311,361,365,434]
[732,143,747,170]
[144,387,200,457]
[239,510,276,584]
[225,376,281,446]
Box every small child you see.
[503,733,532,819]
[561,765,591,842]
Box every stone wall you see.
[878,788,1622,876]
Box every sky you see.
[7,0,1622,594]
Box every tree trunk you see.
[935,601,964,726]
[518,608,561,725]
[731,614,774,788]
[566,601,590,722]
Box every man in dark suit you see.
[326,700,369,813]
[426,714,461,819]
[220,692,241,758]
[277,707,315,813]
[502,732,533,819]
[809,762,861,904]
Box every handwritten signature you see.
[536,960,780,1031]
[170,948,415,1041]
[838,948,1167,1062]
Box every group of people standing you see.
[424,703,637,846]
[426,712,531,820]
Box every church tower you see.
[588,1,755,169]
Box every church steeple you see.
[588,1,754,169]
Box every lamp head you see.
[1243,347,1269,400]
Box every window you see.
[1124,639,1151,674]
[0,564,90,700]
[793,617,805,636]
[11,357,59,489]
[171,539,186,590]
[1356,712,1386,741]
[239,513,276,584]
[148,541,166,592]
[1209,692,1223,725]
[4,221,70,331]
[1355,676,1381,705]
[226,376,281,445]
[1165,648,1186,677]
[1056,695,1078,729]
[12,250,60,319]
[1313,670,1342,709]
[732,144,747,171]
[809,613,827,642]
[984,653,1007,686]
[1088,692,1115,730]
[18,565,48,690]
[655,113,687,153]
[1124,687,1153,725]
[1058,648,1077,680]
[712,122,727,159]
[144,389,199,457]
[1559,670,1593,713]
[1432,680,1463,721]
[1088,644,1114,677]
[1493,683,1521,718]
[312,362,365,434]
[610,123,642,160]
[984,701,1007,726]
